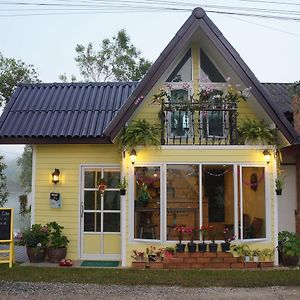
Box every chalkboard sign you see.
[0,208,13,241]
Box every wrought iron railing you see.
[160,101,238,145]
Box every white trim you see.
[233,165,238,239]
[121,152,127,267]
[30,145,36,226]
[78,165,83,260]
[273,162,279,266]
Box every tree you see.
[74,29,151,82]
[0,52,40,107]
[0,155,8,207]
[17,145,32,192]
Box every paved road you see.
[0,281,300,300]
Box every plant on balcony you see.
[237,118,276,145]
[120,119,161,148]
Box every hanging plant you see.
[97,179,107,193]
[120,119,161,148]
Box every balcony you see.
[160,100,238,145]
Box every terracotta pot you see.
[47,247,67,263]
[26,247,46,263]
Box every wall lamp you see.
[129,149,137,165]
[52,168,60,184]
[263,149,271,164]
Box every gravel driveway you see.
[0,281,300,300]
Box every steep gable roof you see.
[103,7,298,144]
[0,82,137,144]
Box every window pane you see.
[84,191,96,210]
[104,191,120,210]
[241,167,266,239]
[200,49,225,83]
[84,212,95,232]
[103,170,120,188]
[84,171,95,188]
[167,49,192,82]
[103,213,120,232]
[202,165,234,241]
[134,167,160,240]
[167,165,199,241]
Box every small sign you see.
[50,192,61,208]
[0,208,14,267]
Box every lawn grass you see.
[0,265,299,287]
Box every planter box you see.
[148,262,163,269]
[132,261,146,269]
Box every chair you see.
[138,212,157,239]
[251,217,263,238]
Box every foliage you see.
[74,29,151,82]
[0,155,8,207]
[22,224,49,248]
[237,118,276,145]
[252,249,261,257]
[223,227,234,243]
[131,249,145,260]
[278,231,300,257]
[208,225,217,243]
[275,170,286,190]
[289,80,300,97]
[120,119,161,148]
[117,177,127,190]
[185,227,196,244]
[165,246,176,254]
[17,145,32,192]
[200,225,209,243]
[136,183,151,205]
[19,194,30,216]
[47,221,69,248]
[0,52,40,106]
[175,226,185,244]
[230,244,249,257]
[262,248,274,258]
[0,266,300,287]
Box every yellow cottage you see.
[1,8,299,267]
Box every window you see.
[134,166,161,240]
[132,164,267,242]
[167,49,192,82]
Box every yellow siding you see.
[34,144,121,259]
[103,234,121,254]
[83,234,101,254]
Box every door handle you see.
[80,203,84,218]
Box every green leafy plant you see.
[22,224,49,248]
[165,246,176,254]
[120,119,161,148]
[278,231,300,257]
[275,171,286,190]
[47,221,69,248]
[238,118,276,145]
[117,177,127,189]
[262,248,274,258]
[136,182,151,205]
[230,244,245,257]
[252,249,261,257]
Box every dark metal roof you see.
[0,82,138,144]
[103,7,298,144]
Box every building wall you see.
[34,144,121,259]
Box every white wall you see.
[278,165,297,232]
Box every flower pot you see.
[136,256,144,262]
[253,256,259,262]
[244,255,250,262]
[209,243,218,252]
[282,255,299,266]
[176,243,186,253]
[276,189,282,196]
[198,243,207,252]
[120,189,126,196]
[221,242,230,252]
[187,242,197,253]
[26,247,46,263]
[47,247,67,263]
[165,251,174,259]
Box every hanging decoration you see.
[203,168,228,177]
[250,173,258,191]
[97,179,107,193]
[238,168,265,189]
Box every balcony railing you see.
[160,101,238,145]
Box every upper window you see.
[200,49,225,83]
[167,49,192,82]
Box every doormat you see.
[80,260,119,267]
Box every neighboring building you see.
[0,8,299,266]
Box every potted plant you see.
[243,246,252,262]
[230,244,245,258]
[22,224,49,263]
[252,249,261,262]
[164,246,175,258]
[185,227,197,253]
[131,249,145,262]
[208,225,218,252]
[262,248,274,261]
[120,119,161,148]
[275,171,286,196]
[221,227,234,252]
[97,178,107,193]
[146,245,157,261]
[278,231,300,266]
[117,177,127,195]
[175,226,186,253]
[199,225,208,252]
[237,118,275,145]
[46,221,69,263]
[136,183,151,207]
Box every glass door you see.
[81,166,121,260]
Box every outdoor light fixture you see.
[52,169,60,184]
[263,149,271,164]
[129,149,137,165]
